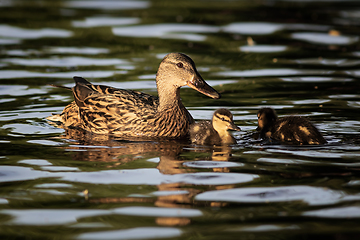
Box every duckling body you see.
[190,108,240,145]
[256,108,326,145]
[47,53,220,139]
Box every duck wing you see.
[190,121,221,145]
[72,77,160,135]
[73,76,158,108]
[272,116,326,145]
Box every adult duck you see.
[47,53,220,139]
[256,107,327,145]
[190,108,240,145]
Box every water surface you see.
[1,0,360,239]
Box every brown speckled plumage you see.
[256,108,327,145]
[190,108,240,145]
[47,53,220,139]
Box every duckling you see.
[190,108,241,145]
[47,53,220,139]
[256,107,326,145]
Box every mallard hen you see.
[47,53,220,139]
[256,107,327,145]
[190,108,240,145]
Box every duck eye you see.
[176,62,183,68]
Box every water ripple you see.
[0,70,120,79]
[303,206,360,219]
[113,206,202,217]
[59,169,258,185]
[0,166,258,186]
[2,57,127,67]
[222,22,329,35]
[293,58,360,67]
[215,68,333,78]
[196,186,360,206]
[281,77,352,82]
[1,209,109,225]
[65,0,150,10]
[45,46,110,55]
[73,16,140,27]
[183,161,243,169]
[113,23,219,41]
[239,45,288,53]
[291,32,359,45]
[0,24,72,39]
[77,227,182,240]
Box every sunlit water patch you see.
[0,24,72,39]
[0,70,122,79]
[0,38,21,45]
[65,0,150,10]
[1,209,110,225]
[281,76,353,82]
[18,159,52,166]
[228,224,300,232]
[303,206,360,219]
[2,56,128,67]
[183,161,244,169]
[0,165,258,185]
[215,68,334,78]
[239,45,288,53]
[77,227,182,240]
[196,186,360,206]
[73,16,140,27]
[113,23,219,41]
[293,58,360,67]
[222,22,330,35]
[44,46,110,55]
[291,32,359,45]
[58,168,259,185]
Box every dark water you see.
[1,0,360,239]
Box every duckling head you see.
[212,108,241,135]
[156,53,220,99]
[257,107,278,131]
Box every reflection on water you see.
[113,23,219,41]
[0,24,72,39]
[1,0,360,239]
[64,0,150,10]
[2,56,128,67]
[73,17,140,28]
[291,32,359,45]
[239,45,288,53]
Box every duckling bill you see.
[256,107,326,145]
[47,53,220,139]
[190,108,241,145]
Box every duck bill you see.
[187,75,221,99]
[228,123,241,131]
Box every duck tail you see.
[48,84,72,91]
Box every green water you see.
[1,0,360,239]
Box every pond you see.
[1,0,360,239]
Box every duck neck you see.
[213,122,234,144]
[157,82,182,112]
[217,130,235,144]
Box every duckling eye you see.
[176,62,183,68]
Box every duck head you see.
[257,107,278,131]
[212,108,241,133]
[156,53,220,99]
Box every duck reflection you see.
[55,128,235,225]
[57,128,188,166]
